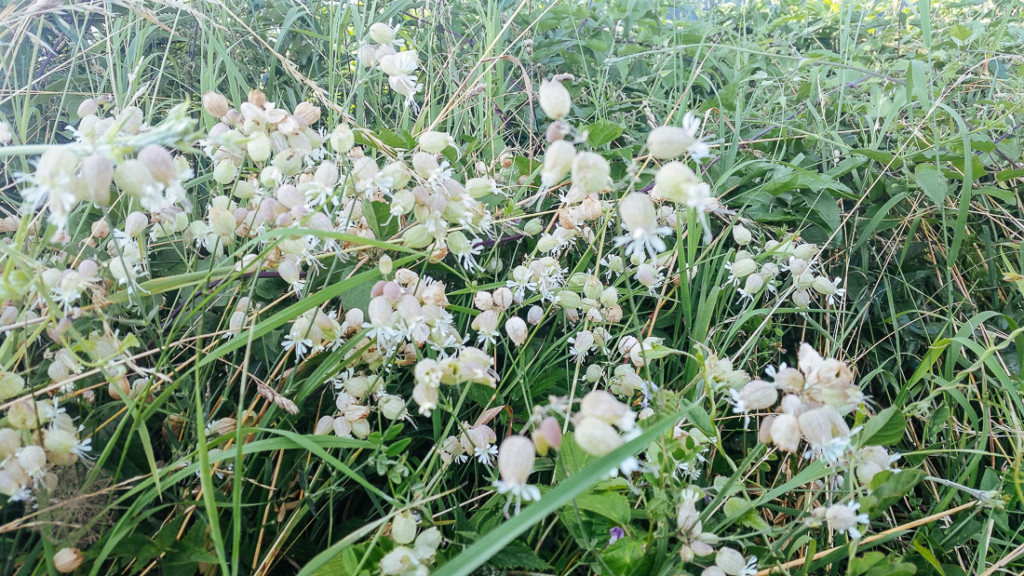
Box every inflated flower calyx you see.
[732,224,752,245]
[418,131,453,153]
[369,22,396,44]
[653,161,701,204]
[497,435,536,486]
[541,140,575,188]
[574,417,623,457]
[505,316,528,346]
[539,78,571,120]
[647,126,697,160]
[571,152,610,194]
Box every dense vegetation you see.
[0,0,1022,574]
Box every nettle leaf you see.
[914,164,948,206]
[583,119,623,148]
[860,406,906,446]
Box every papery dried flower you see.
[203,91,229,118]
[53,547,83,573]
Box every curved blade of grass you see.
[430,410,682,576]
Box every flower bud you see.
[77,98,98,118]
[574,416,622,457]
[532,417,562,456]
[619,193,658,235]
[798,407,836,446]
[54,547,83,573]
[741,273,764,296]
[539,78,571,120]
[0,371,25,402]
[811,275,837,295]
[369,22,396,44]
[247,132,272,163]
[380,546,417,575]
[793,243,817,261]
[472,309,499,335]
[730,258,757,279]
[526,306,543,324]
[491,287,513,310]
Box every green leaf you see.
[860,406,906,446]
[584,120,623,148]
[914,164,948,206]
[600,537,650,575]
[862,469,926,516]
[566,491,632,526]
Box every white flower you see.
[614,193,672,259]
[281,334,313,359]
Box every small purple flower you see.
[608,527,625,545]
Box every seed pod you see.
[539,78,571,120]
[203,92,230,118]
[293,102,321,126]
[54,547,83,573]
